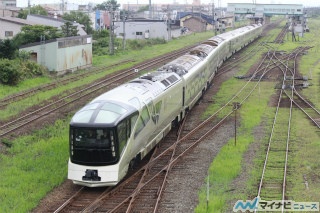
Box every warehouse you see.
[20,35,92,74]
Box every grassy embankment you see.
[0,31,213,120]
[0,31,215,213]
[195,18,320,212]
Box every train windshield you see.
[70,128,118,166]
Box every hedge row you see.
[0,59,47,85]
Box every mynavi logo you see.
[233,197,319,212]
[233,196,259,212]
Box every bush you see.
[20,60,47,79]
[0,59,47,85]
[0,59,20,85]
[127,38,167,50]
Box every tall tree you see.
[62,11,93,34]
[13,25,62,47]
[17,5,48,19]
[94,0,120,55]
[0,39,16,59]
[61,22,79,37]
[94,0,120,11]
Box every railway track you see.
[50,33,292,213]
[255,44,312,211]
[0,60,134,110]
[274,24,288,44]
[0,45,196,139]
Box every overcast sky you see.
[16,0,320,8]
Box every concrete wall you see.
[20,36,92,73]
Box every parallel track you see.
[0,45,196,139]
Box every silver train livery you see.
[68,24,263,187]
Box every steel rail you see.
[82,47,280,213]
[0,46,195,138]
[255,46,303,213]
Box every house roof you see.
[20,35,92,49]
[176,12,215,24]
[184,16,207,23]
[27,14,87,35]
[27,14,66,23]
[0,16,37,26]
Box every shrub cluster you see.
[127,38,167,50]
[92,36,167,55]
[0,59,47,85]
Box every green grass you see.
[93,31,214,66]
[196,17,320,212]
[0,77,52,100]
[195,80,275,212]
[286,110,320,201]
[1,31,215,121]
[0,30,215,213]
[0,118,70,213]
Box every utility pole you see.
[233,102,241,146]
[166,5,171,41]
[212,1,216,34]
[61,0,65,15]
[122,13,126,50]
[149,0,152,19]
[109,10,115,55]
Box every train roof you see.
[70,100,137,127]
[158,54,202,76]
[70,71,182,126]
[211,24,261,41]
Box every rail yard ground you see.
[0,17,320,213]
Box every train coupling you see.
[82,169,101,181]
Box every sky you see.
[16,0,320,8]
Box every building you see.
[0,0,16,7]
[19,35,92,74]
[26,14,87,36]
[0,0,19,17]
[217,16,234,30]
[178,12,215,32]
[227,3,304,24]
[183,16,207,32]
[114,19,172,40]
[0,16,36,39]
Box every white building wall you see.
[115,21,169,40]
[20,36,92,73]
[0,19,23,39]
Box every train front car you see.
[68,99,138,187]
[68,71,184,187]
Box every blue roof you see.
[176,12,215,24]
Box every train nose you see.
[82,169,101,181]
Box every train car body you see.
[68,24,262,187]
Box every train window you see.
[134,117,145,138]
[101,102,127,114]
[72,110,95,123]
[141,106,150,124]
[131,114,138,128]
[72,103,100,123]
[161,80,170,87]
[155,101,162,113]
[95,111,120,123]
[70,127,118,166]
[134,106,150,138]
[95,102,128,123]
[117,120,128,156]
